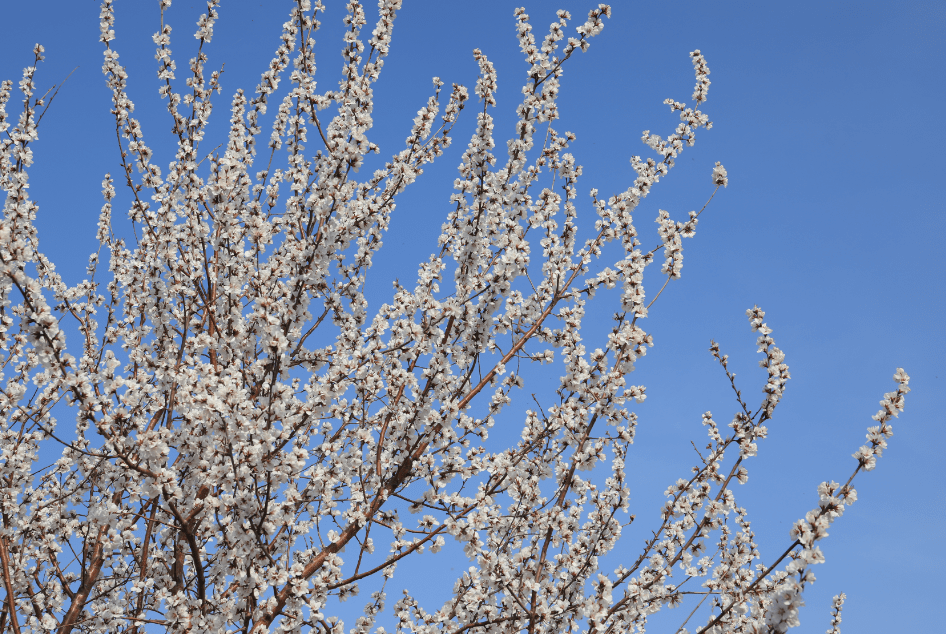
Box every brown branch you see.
[0,537,22,634]
[164,491,209,610]
[128,497,159,634]
[56,525,107,634]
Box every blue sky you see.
[0,0,942,632]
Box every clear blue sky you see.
[0,1,942,631]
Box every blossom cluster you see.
[0,2,908,634]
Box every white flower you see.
[712,160,728,187]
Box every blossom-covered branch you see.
[0,2,908,633]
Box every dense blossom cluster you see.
[0,2,909,633]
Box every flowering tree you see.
[0,1,910,633]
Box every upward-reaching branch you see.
[0,3,908,634]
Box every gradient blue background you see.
[0,1,942,631]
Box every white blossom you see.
[0,4,909,634]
